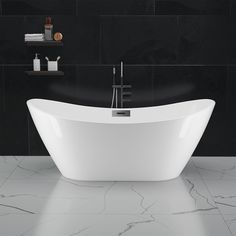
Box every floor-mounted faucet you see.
[111,61,132,109]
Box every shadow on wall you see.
[50,80,195,108]
[50,83,112,107]
[154,82,195,105]
[121,40,177,64]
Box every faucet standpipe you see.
[111,61,132,109]
[120,61,124,108]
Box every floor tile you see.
[193,157,236,180]
[0,156,23,173]
[0,213,231,236]
[0,173,11,187]
[7,156,59,182]
[0,156,235,235]
[0,179,111,214]
[193,157,236,215]
[224,215,236,236]
[0,158,218,215]
[201,179,236,215]
[101,175,218,215]
[0,156,24,185]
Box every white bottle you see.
[33,53,40,71]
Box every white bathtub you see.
[27,99,215,181]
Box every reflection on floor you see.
[0,156,236,236]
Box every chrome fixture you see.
[111,61,132,109]
[112,110,130,117]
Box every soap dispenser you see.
[33,53,40,71]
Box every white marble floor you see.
[0,156,236,236]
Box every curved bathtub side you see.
[27,101,215,181]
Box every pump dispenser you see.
[33,53,40,71]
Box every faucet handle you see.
[123,98,132,102]
[112,84,131,89]
[124,84,131,89]
[123,92,132,96]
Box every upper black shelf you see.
[25,41,63,47]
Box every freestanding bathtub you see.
[27,99,215,181]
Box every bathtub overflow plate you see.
[112,110,130,117]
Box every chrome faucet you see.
[111,61,132,109]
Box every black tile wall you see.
[156,0,230,15]
[153,66,227,105]
[228,16,236,64]
[0,113,4,153]
[1,111,28,155]
[4,65,30,113]
[231,1,236,15]
[178,16,228,64]
[75,65,113,107]
[77,0,155,16]
[1,0,77,15]
[101,16,178,64]
[225,66,236,155]
[0,66,4,112]
[0,17,25,64]
[0,0,234,155]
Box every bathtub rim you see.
[27,98,215,125]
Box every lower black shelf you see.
[25,71,64,77]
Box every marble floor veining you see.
[0,156,236,236]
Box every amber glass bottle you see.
[44,17,53,41]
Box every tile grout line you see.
[0,0,2,15]
[225,65,231,115]
[151,65,155,105]
[2,66,5,112]
[99,16,103,64]
[154,0,156,15]
[75,0,78,16]
[0,157,25,189]
[192,158,234,236]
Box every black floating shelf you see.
[25,71,64,77]
[25,41,63,47]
